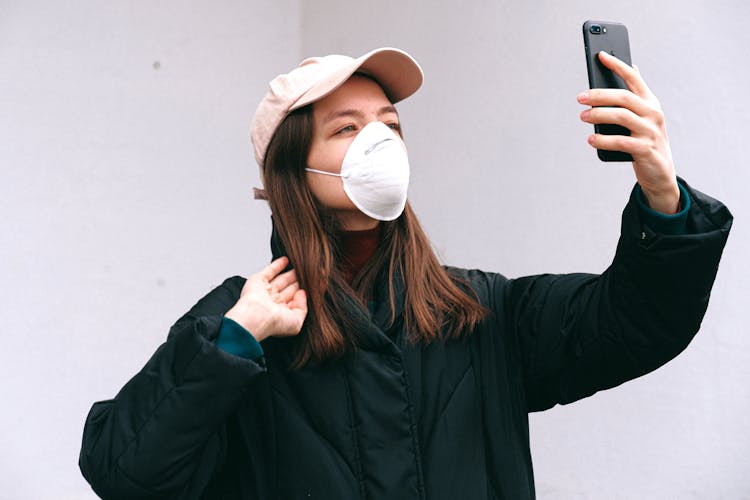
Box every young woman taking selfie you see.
[80,47,732,499]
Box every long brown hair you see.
[261,104,487,368]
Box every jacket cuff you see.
[635,181,690,235]
[216,317,264,360]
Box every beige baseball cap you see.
[250,47,423,169]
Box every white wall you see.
[1,1,747,498]
[0,1,299,498]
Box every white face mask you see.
[306,121,410,221]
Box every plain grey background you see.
[1,1,747,498]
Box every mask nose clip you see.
[364,138,393,156]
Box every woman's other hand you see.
[225,256,308,342]
[578,51,681,214]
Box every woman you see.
[79,47,732,499]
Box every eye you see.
[335,125,357,135]
[386,122,402,137]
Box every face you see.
[307,75,401,230]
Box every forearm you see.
[518,179,732,411]
[639,180,681,215]
[80,315,265,497]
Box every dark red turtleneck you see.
[339,224,382,284]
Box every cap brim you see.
[291,47,423,111]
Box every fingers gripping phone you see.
[583,20,633,162]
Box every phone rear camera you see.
[590,25,602,34]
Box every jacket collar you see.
[269,218,406,355]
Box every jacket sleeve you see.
[499,179,732,412]
[79,276,265,499]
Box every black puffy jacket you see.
[80,181,731,499]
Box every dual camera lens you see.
[589,24,607,35]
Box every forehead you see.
[312,75,393,117]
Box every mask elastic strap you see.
[305,168,342,177]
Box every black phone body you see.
[583,20,633,162]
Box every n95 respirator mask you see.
[306,121,410,221]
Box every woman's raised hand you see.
[578,51,681,214]
[224,256,308,342]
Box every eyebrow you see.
[322,105,399,124]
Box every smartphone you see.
[582,20,633,162]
